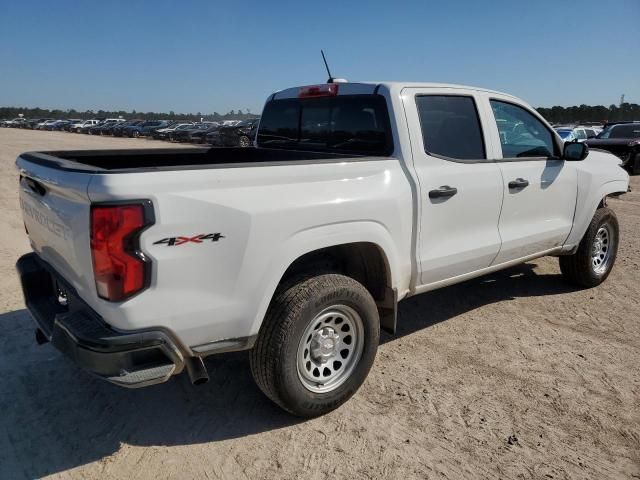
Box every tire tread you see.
[250,274,376,416]
[559,207,618,288]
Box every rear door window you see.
[415,95,486,160]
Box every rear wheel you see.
[132,130,140,138]
[250,274,379,417]
[239,135,251,147]
[630,154,640,175]
[559,207,619,288]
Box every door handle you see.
[428,185,458,199]
[508,178,529,189]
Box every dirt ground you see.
[0,128,638,480]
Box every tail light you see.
[90,202,154,301]
[298,84,339,98]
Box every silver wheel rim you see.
[240,136,250,147]
[591,224,614,275]
[297,305,364,393]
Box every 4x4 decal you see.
[153,233,225,247]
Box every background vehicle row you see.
[0,116,260,147]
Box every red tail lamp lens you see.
[90,204,147,301]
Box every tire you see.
[132,130,140,138]
[250,274,380,417]
[630,154,640,176]
[559,207,619,288]
[239,135,251,148]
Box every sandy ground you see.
[0,128,638,480]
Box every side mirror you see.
[564,141,589,161]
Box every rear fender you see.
[248,221,402,336]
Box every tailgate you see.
[17,155,95,296]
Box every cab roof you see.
[272,81,519,101]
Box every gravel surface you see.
[0,128,638,479]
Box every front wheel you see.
[239,135,251,147]
[559,207,619,288]
[250,274,380,417]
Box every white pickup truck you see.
[16,81,629,416]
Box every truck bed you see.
[20,147,367,173]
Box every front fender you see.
[564,179,629,248]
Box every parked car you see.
[45,120,75,131]
[124,120,172,138]
[554,126,599,142]
[186,123,222,143]
[86,118,125,134]
[112,120,144,137]
[158,122,196,142]
[36,119,59,130]
[3,117,28,128]
[71,119,100,133]
[87,122,107,135]
[18,119,35,129]
[555,127,577,142]
[60,119,84,131]
[209,118,259,147]
[150,122,194,140]
[15,81,629,417]
[90,121,122,136]
[170,122,217,142]
[23,118,51,129]
[585,121,640,174]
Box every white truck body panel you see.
[82,159,413,348]
[17,81,630,357]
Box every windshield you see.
[257,95,393,155]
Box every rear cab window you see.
[257,93,393,156]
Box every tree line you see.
[1,102,639,124]
[0,106,258,122]
[535,103,639,124]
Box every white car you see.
[2,117,27,127]
[70,119,99,133]
[16,81,629,416]
[555,126,599,142]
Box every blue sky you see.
[0,0,638,114]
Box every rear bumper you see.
[16,253,185,388]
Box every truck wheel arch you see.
[565,180,629,249]
[252,240,400,337]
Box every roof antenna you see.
[321,50,334,83]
